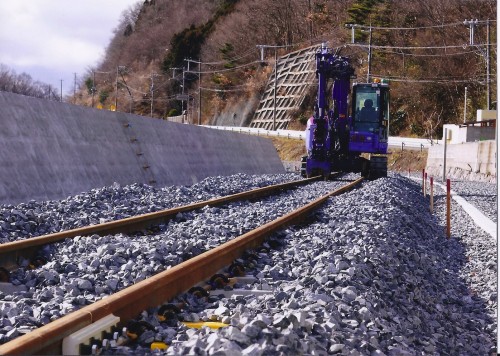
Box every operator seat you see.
[359,99,378,123]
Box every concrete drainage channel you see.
[0,176,361,354]
[0,173,496,354]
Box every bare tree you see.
[0,64,59,100]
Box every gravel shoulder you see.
[446,180,497,223]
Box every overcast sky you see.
[0,0,140,95]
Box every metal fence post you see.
[446,178,451,238]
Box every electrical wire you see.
[186,60,262,74]
[186,47,257,66]
[379,78,490,84]
[199,86,250,93]
[349,43,493,50]
[370,73,496,84]
[347,20,495,31]
[374,48,481,57]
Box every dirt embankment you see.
[270,137,428,173]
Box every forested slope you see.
[73,0,496,138]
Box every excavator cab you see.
[349,82,390,154]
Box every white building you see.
[442,110,496,144]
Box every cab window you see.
[353,88,380,132]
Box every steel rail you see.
[0,177,362,355]
[0,176,320,270]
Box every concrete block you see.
[426,140,496,180]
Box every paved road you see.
[204,126,442,149]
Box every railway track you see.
[0,176,320,276]
[0,176,363,355]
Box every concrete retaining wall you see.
[426,140,496,182]
[0,91,284,205]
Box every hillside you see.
[72,0,496,139]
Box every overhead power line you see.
[200,86,249,93]
[370,73,496,84]
[349,43,494,50]
[375,48,481,57]
[185,48,257,66]
[346,19,495,31]
[186,60,262,74]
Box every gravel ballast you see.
[0,174,347,344]
[0,173,300,244]
[0,173,496,355]
[134,174,495,355]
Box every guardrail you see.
[202,126,441,150]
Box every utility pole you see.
[308,0,313,44]
[150,72,155,117]
[73,73,77,103]
[60,79,63,102]
[345,23,372,81]
[486,18,490,110]
[344,23,356,43]
[185,59,202,125]
[92,70,95,108]
[256,44,292,130]
[464,19,478,45]
[115,66,119,111]
[116,66,126,111]
[367,24,372,83]
[182,66,185,122]
[186,59,191,124]
[464,19,491,109]
[198,59,201,125]
[171,67,181,79]
[257,45,265,63]
[273,47,278,131]
[464,86,468,123]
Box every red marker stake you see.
[422,169,425,194]
[430,177,434,213]
[424,172,428,197]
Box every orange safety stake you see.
[446,178,451,239]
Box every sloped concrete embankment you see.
[0,92,284,205]
[426,140,496,182]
